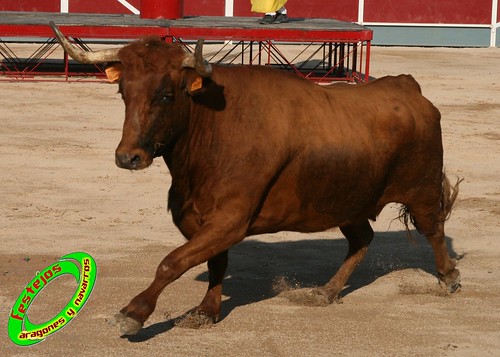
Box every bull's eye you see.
[158,93,174,104]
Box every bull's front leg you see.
[174,250,228,328]
[194,250,229,320]
[114,215,246,336]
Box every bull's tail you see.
[399,172,462,236]
[441,173,462,221]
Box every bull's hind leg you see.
[405,175,461,292]
[285,220,373,306]
[424,221,460,292]
[407,208,461,292]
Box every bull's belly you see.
[248,185,385,235]
[249,212,348,235]
[247,152,390,235]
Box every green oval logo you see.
[8,252,97,346]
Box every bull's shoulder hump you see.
[213,64,317,85]
[375,74,423,93]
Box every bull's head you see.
[50,22,212,170]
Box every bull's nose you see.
[115,152,143,170]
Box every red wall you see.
[0,0,204,15]
[0,0,140,14]
[0,0,497,25]
[233,0,359,22]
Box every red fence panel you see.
[0,0,59,12]
[184,0,225,16]
[364,0,492,24]
[70,0,140,14]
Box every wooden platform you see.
[0,12,371,40]
[0,12,168,38]
[0,12,372,82]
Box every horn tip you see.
[49,21,62,38]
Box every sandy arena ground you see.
[1,45,499,356]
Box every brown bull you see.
[51,22,461,336]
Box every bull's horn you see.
[49,21,121,64]
[181,39,212,78]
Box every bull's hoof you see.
[439,269,461,293]
[282,287,341,307]
[111,312,143,336]
[174,310,216,329]
[448,280,461,293]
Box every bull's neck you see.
[163,73,225,178]
[163,101,216,177]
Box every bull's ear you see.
[105,63,123,83]
[184,72,206,96]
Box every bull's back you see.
[214,68,440,151]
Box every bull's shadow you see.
[125,230,459,342]
[214,230,460,318]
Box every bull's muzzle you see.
[115,149,152,170]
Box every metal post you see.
[364,41,371,81]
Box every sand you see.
[1,45,499,356]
